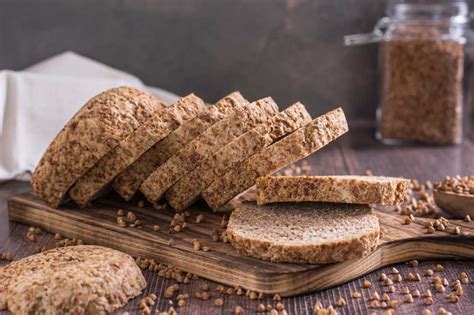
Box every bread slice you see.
[140,97,280,203]
[227,202,380,264]
[256,175,410,206]
[202,108,349,210]
[112,92,248,201]
[69,94,206,207]
[165,102,312,211]
[31,87,165,208]
[0,245,146,314]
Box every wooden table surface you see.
[1,124,474,315]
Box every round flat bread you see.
[0,245,146,314]
[227,202,380,264]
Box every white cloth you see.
[0,52,180,181]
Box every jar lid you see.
[387,0,469,24]
[344,0,469,45]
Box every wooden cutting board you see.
[8,192,474,297]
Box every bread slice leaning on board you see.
[165,102,313,211]
[227,202,380,264]
[31,87,166,208]
[68,94,206,207]
[140,97,280,204]
[256,175,410,206]
[202,107,349,211]
[112,92,248,201]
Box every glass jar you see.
[345,0,469,145]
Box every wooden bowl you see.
[433,190,474,219]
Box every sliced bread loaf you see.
[31,86,165,207]
[140,97,279,203]
[165,102,312,211]
[69,94,206,207]
[112,92,248,201]
[256,175,410,206]
[0,245,145,314]
[202,108,349,210]
[227,202,380,264]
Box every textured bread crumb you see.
[165,102,312,210]
[256,175,410,206]
[227,202,380,264]
[31,87,165,207]
[140,97,279,203]
[0,245,146,313]
[112,91,248,200]
[203,107,349,210]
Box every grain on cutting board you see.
[68,94,205,207]
[165,102,312,211]
[202,107,349,210]
[31,86,165,207]
[256,175,410,206]
[112,92,248,200]
[140,97,279,203]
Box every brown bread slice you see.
[227,202,380,264]
[165,102,312,211]
[0,245,146,314]
[31,87,165,208]
[202,108,348,210]
[69,94,206,207]
[256,175,410,206]
[112,92,248,201]
[140,97,279,203]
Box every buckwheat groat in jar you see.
[345,0,469,144]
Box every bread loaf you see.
[165,102,312,211]
[112,92,248,200]
[203,108,349,210]
[31,87,165,207]
[140,97,279,203]
[69,94,205,207]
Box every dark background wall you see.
[1,0,473,120]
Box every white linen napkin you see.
[0,51,180,181]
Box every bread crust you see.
[31,87,165,208]
[112,92,247,201]
[227,202,380,264]
[202,108,349,210]
[256,175,410,206]
[0,245,146,314]
[140,97,279,203]
[165,102,312,211]
[69,94,205,207]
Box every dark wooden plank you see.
[3,220,474,315]
[7,192,474,297]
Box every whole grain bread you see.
[0,245,146,314]
[112,92,248,200]
[227,202,380,264]
[140,97,279,203]
[256,175,410,206]
[31,87,165,208]
[202,108,349,210]
[69,94,205,207]
[165,102,312,211]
